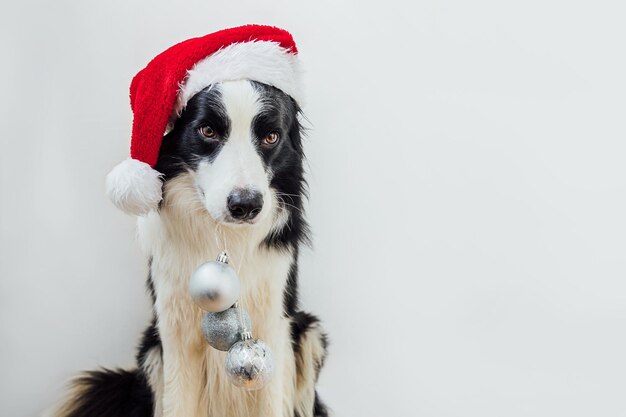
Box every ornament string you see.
[234,229,251,338]
[214,223,228,254]
[214,224,250,338]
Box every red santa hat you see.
[106,24,301,215]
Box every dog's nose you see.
[227,189,264,220]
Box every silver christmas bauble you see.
[202,307,252,351]
[189,258,240,312]
[225,339,274,390]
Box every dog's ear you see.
[290,103,307,154]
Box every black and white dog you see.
[56,80,328,417]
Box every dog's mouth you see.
[218,214,261,226]
[200,205,263,227]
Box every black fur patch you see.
[314,391,330,417]
[146,257,156,305]
[155,85,229,180]
[60,369,153,417]
[283,249,301,316]
[136,316,161,370]
[252,82,310,250]
[290,311,319,354]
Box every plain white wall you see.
[1,1,625,416]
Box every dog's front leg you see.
[158,307,207,417]
[292,312,330,417]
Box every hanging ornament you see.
[202,305,252,351]
[225,332,274,391]
[189,252,240,312]
[190,249,274,390]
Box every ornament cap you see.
[216,251,229,264]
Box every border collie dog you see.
[56,79,329,417]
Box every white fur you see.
[176,41,303,117]
[142,347,164,417]
[195,81,272,224]
[138,173,295,417]
[105,158,163,216]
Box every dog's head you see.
[154,80,307,244]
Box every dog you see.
[55,79,329,417]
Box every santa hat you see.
[106,24,301,216]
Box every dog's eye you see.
[199,126,217,139]
[262,132,280,146]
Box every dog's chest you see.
[140,214,296,416]
[149,239,293,341]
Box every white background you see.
[1,1,625,416]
